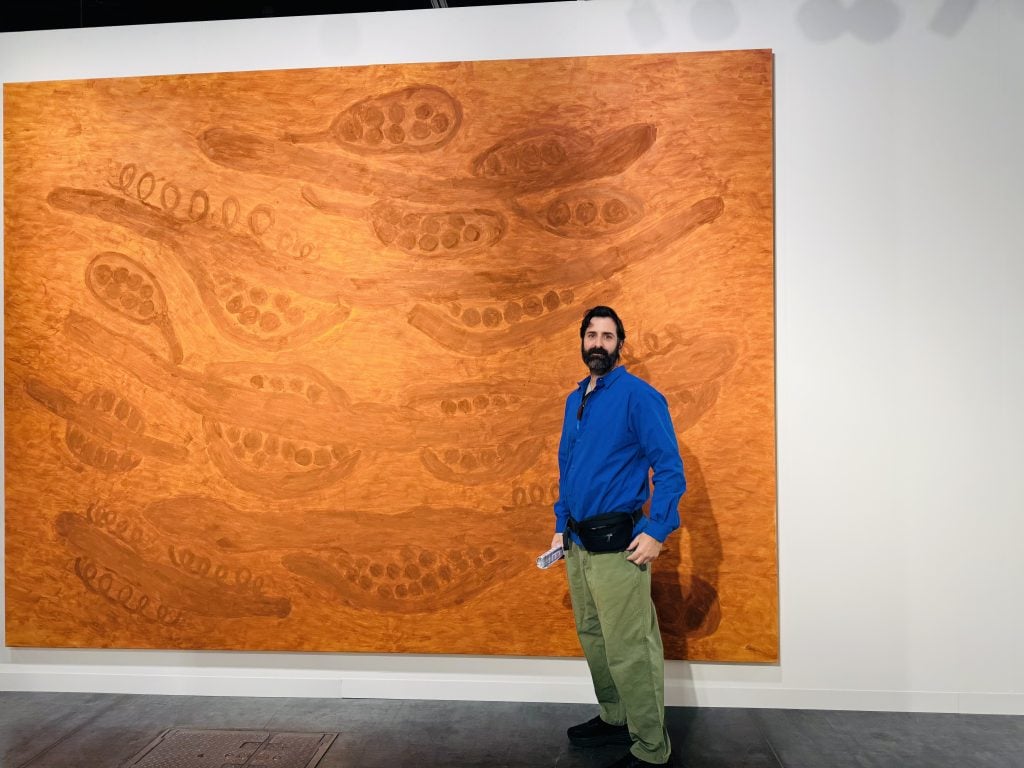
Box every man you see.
[552,305,685,767]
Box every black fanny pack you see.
[566,510,643,553]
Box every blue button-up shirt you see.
[554,365,685,544]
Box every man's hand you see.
[551,532,564,550]
[626,532,662,566]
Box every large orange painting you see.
[4,50,776,661]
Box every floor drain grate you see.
[125,728,337,768]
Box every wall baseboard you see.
[2,665,1021,715]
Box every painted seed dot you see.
[138,300,155,317]
[448,214,466,227]
[548,202,571,227]
[438,564,452,582]
[520,144,542,170]
[404,563,421,579]
[541,140,567,165]
[419,550,437,567]
[363,106,385,126]
[370,563,384,578]
[239,306,259,325]
[463,225,481,242]
[339,120,359,142]
[457,399,471,413]
[259,313,280,332]
[418,234,439,252]
[225,426,241,443]
[126,273,143,290]
[409,582,423,596]
[483,547,497,561]
[114,400,130,420]
[93,264,112,284]
[387,103,406,123]
[543,290,560,311]
[294,448,313,466]
[523,296,543,316]
[251,451,268,468]
[243,430,262,451]
[459,453,479,471]
[415,103,433,119]
[226,296,244,313]
[249,287,268,305]
[441,230,460,249]
[359,575,372,591]
[491,395,506,407]
[365,128,384,145]
[422,217,441,235]
[285,307,304,325]
[274,293,291,310]
[603,199,629,223]
[483,154,502,175]
[265,435,279,454]
[290,378,304,393]
[441,399,458,415]
[444,447,460,464]
[386,563,400,579]
[376,223,397,244]
[431,113,450,134]
[479,449,498,467]
[377,585,393,599]
[330,444,347,460]
[576,201,598,225]
[397,232,416,251]
[250,375,264,388]
[113,267,129,283]
[100,390,116,411]
[482,307,502,327]
[387,124,405,144]
[104,283,121,299]
[473,394,489,409]
[462,308,481,327]
[559,288,574,304]
[422,575,439,592]
[120,293,139,310]
[314,448,332,466]
[271,377,285,391]
[504,302,523,323]
[395,584,408,598]
[411,121,431,140]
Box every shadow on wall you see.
[654,442,722,660]
[627,0,981,44]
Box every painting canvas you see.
[4,50,776,660]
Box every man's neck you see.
[586,364,616,393]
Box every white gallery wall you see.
[2,0,1022,714]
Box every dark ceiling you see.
[1,0,563,33]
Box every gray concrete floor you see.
[1,692,1022,767]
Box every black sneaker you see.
[567,715,631,747]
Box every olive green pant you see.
[565,546,670,765]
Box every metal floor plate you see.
[125,728,337,768]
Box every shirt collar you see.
[576,364,627,393]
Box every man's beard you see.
[581,343,619,375]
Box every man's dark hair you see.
[579,305,626,345]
